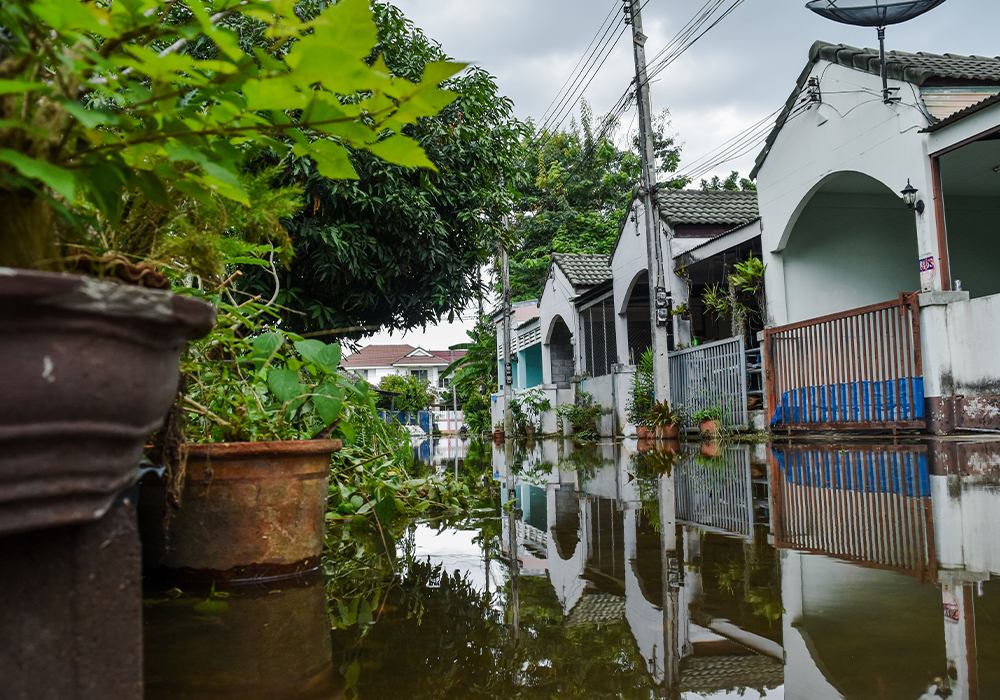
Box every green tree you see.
[240,3,521,336]
[699,170,756,191]
[377,374,435,412]
[441,319,498,434]
[506,104,685,301]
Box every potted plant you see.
[0,0,461,535]
[520,387,552,437]
[555,391,607,439]
[140,291,370,581]
[626,349,655,439]
[648,400,683,440]
[494,421,505,443]
[692,406,726,437]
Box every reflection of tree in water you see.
[333,559,659,698]
[558,441,605,482]
[693,529,784,639]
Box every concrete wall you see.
[782,190,920,322]
[937,293,1000,398]
[942,195,1000,299]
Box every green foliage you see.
[699,170,756,192]
[555,391,607,439]
[376,374,435,413]
[700,254,767,339]
[692,405,725,424]
[440,320,497,434]
[625,348,654,426]
[507,105,686,301]
[462,391,492,435]
[0,0,463,272]
[239,4,521,335]
[647,399,683,428]
[515,387,551,431]
[180,286,368,444]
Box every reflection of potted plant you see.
[648,400,683,440]
[692,406,725,437]
[141,295,367,581]
[520,387,552,437]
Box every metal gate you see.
[668,336,748,430]
[675,445,753,540]
[763,294,924,431]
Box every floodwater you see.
[144,437,1000,699]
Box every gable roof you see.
[343,344,415,368]
[552,253,612,288]
[342,344,465,369]
[659,189,759,227]
[751,40,1000,179]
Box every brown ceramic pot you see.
[661,423,681,440]
[140,439,341,582]
[699,419,722,437]
[0,268,215,536]
[636,425,650,440]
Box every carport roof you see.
[751,41,1000,179]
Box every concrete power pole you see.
[627,0,673,404]
[501,245,514,436]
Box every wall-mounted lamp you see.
[900,180,924,214]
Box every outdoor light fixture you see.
[900,179,924,214]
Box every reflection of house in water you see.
[501,440,784,696]
[772,440,1000,700]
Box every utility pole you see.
[627,0,673,403]
[501,245,514,436]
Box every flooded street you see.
[144,437,1000,699]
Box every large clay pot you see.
[661,423,681,440]
[699,419,722,437]
[636,425,650,440]
[0,268,214,536]
[140,439,341,582]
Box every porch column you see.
[918,291,969,433]
[917,154,950,293]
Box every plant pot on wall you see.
[0,269,215,536]
[699,419,722,437]
[140,439,341,583]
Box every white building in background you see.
[341,344,466,391]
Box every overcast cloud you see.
[361,0,998,352]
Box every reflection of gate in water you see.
[674,446,753,540]
[770,444,937,584]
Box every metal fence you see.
[770,443,936,583]
[668,336,748,430]
[580,297,618,378]
[675,445,753,540]
[763,294,924,431]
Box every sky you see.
[361,0,999,353]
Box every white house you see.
[342,344,465,390]
[754,41,1000,433]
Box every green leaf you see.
[251,332,282,369]
[193,599,229,615]
[293,339,341,373]
[344,661,361,690]
[0,149,76,201]
[366,135,437,171]
[312,383,344,425]
[307,139,358,180]
[0,79,51,95]
[61,100,118,128]
[267,369,304,403]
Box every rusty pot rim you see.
[0,267,215,339]
[185,439,343,459]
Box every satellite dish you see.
[805,0,951,103]
[806,0,949,27]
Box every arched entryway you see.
[547,316,574,389]
[622,271,653,364]
[782,171,919,323]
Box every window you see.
[358,369,369,381]
[580,297,618,377]
[438,377,450,389]
[410,369,428,382]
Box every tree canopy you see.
[505,104,686,302]
[240,3,521,337]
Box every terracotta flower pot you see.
[662,423,681,440]
[493,429,505,443]
[140,439,341,582]
[636,425,650,439]
[0,268,215,536]
[526,424,536,437]
[699,419,722,437]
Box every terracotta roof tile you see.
[342,344,414,368]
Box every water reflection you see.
[142,437,1000,699]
